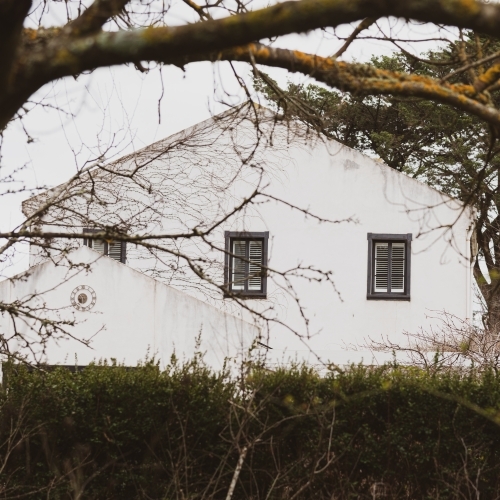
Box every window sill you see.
[367,293,410,301]
[223,293,267,300]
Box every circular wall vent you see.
[70,285,97,312]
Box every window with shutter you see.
[367,233,411,300]
[92,239,106,255]
[224,231,268,298]
[108,241,123,261]
[232,240,247,291]
[374,243,389,292]
[83,228,126,264]
[391,243,405,293]
[248,240,263,291]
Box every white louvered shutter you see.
[232,241,246,291]
[108,241,122,261]
[248,240,263,291]
[390,242,405,292]
[92,239,105,255]
[374,243,389,292]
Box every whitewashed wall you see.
[12,108,474,366]
[0,246,258,368]
[226,138,473,364]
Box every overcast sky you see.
[0,10,452,276]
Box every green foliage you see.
[254,34,500,324]
[2,360,500,498]
[254,57,488,198]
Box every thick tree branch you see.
[8,42,500,135]
[0,0,31,94]
[474,62,500,93]
[6,0,500,131]
[223,45,500,130]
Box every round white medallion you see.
[70,285,96,311]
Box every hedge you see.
[1,358,500,499]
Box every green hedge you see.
[2,359,500,499]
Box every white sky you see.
[0,6,456,276]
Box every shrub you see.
[1,360,500,499]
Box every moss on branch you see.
[5,0,500,130]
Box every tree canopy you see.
[254,33,500,325]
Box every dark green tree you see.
[255,34,500,327]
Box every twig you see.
[333,18,376,59]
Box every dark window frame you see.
[224,231,269,299]
[82,228,127,264]
[367,233,411,301]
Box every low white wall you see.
[0,246,258,368]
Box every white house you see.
[0,104,474,367]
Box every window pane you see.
[248,240,263,291]
[108,241,122,261]
[391,243,405,292]
[92,240,105,254]
[232,241,246,291]
[374,243,388,292]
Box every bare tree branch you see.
[333,17,376,59]
[66,0,131,36]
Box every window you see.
[224,231,268,298]
[83,228,126,264]
[367,233,411,300]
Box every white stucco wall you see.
[11,108,474,366]
[0,246,258,368]
[225,139,473,364]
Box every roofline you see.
[21,103,272,216]
[0,245,259,332]
[22,101,470,217]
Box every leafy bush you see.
[2,359,500,499]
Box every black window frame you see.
[82,228,127,264]
[224,231,269,299]
[367,233,411,301]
